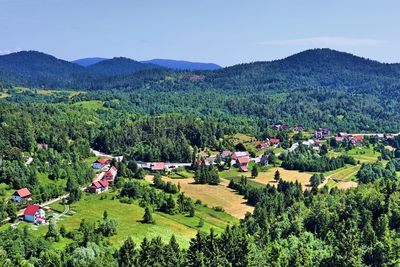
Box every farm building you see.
[92,158,112,169]
[24,204,46,224]
[103,166,118,182]
[350,135,363,144]
[12,188,31,203]
[150,162,166,172]
[87,180,109,194]
[232,151,250,160]
[236,156,250,172]
[257,141,267,149]
[268,138,281,145]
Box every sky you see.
[0,0,399,66]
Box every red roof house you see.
[24,205,41,222]
[151,162,166,171]
[269,138,281,145]
[12,188,31,203]
[103,166,118,182]
[88,180,109,194]
[236,156,250,172]
[257,141,267,149]
[232,151,250,160]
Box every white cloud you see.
[0,48,22,55]
[257,37,386,46]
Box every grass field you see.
[29,192,238,249]
[222,167,313,190]
[145,176,254,219]
[326,165,360,181]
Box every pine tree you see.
[274,169,281,182]
[143,206,155,224]
[251,165,259,178]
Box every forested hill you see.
[0,51,90,88]
[86,57,161,76]
[0,49,400,95]
[205,49,400,94]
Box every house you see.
[37,143,49,150]
[92,158,112,169]
[320,128,331,135]
[150,162,166,172]
[87,180,109,194]
[293,124,305,131]
[376,134,385,139]
[260,153,269,166]
[302,139,315,147]
[268,138,281,145]
[232,151,250,160]
[12,188,31,203]
[351,135,363,143]
[257,141,267,149]
[103,166,117,182]
[236,156,250,172]
[314,131,323,139]
[271,124,290,131]
[339,132,349,138]
[220,150,232,159]
[24,205,45,224]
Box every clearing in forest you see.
[248,167,313,190]
[145,176,254,219]
[31,192,237,249]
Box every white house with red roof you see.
[12,188,31,203]
[87,180,109,194]
[24,204,45,224]
[232,151,250,160]
[236,156,250,172]
[150,162,166,172]
[103,166,118,182]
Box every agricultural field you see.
[145,175,254,219]
[29,191,238,249]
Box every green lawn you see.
[72,100,105,110]
[29,192,238,249]
[168,169,195,179]
[325,164,361,181]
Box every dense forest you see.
[2,48,400,266]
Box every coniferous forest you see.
[2,48,400,266]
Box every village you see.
[7,122,398,229]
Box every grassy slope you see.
[31,192,238,249]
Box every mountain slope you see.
[141,59,221,70]
[205,49,400,93]
[0,51,91,87]
[87,57,160,76]
[72,57,107,67]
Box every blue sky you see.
[0,0,399,66]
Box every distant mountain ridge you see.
[86,57,160,76]
[0,49,400,93]
[72,57,107,67]
[140,59,222,70]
